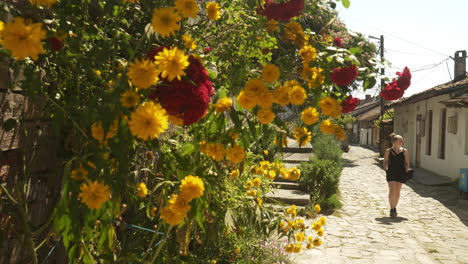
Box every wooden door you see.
[416,115,422,167]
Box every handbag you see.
[404,169,414,182]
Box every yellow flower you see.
[154,47,190,81]
[313,238,322,247]
[79,181,111,209]
[127,59,159,89]
[265,19,278,34]
[299,45,317,63]
[314,204,321,213]
[71,166,88,180]
[274,133,288,147]
[226,144,245,164]
[245,180,253,189]
[272,85,290,106]
[285,244,294,253]
[182,34,197,50]
[293,127,311,147]
[256,197,263,207]
[151,7,181,38]
[213,97,233,113]
[234,247,241,254]
[257,91,274,109]
[237,90,257,110]
[262,64,280,83]
[287,220,296,229]
[228,131,239,140]
[286,205,297,217]
[246,189,257,196]
[287,167,301,181]
[91,120,118,142]
[136,182,148,197]
[29,0,57,7]
[289,85,307,105]
[252,177,262,187]
[317,228,324,237]
[306,243,314,249]
[295,232,306,242]
[229,169,240,179]
[168,114,184,125]
[334,126,346,141]
[312,221,322,231]
[263,150,269,155]
[244,79,267,95]
[206,2,221,21]
[160,194,191,226]
[293,243,302,253]
[128,101,169,140]
[320,119,335,135]
[175,0,199,18]
[319,96,342,118]
[301,107,319,125]
[179,175,205,202]
[257,108,275,124]
[302,66,325,88]
[150,207,158,216]
[1,17,46,60]
[283,21,303,41]
[265,169,276,180]
[210,143,225,162]
[209,260,217,264]
[120,90,140,108]
[319,216,326,225]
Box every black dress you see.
[386,148,406,183]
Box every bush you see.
[299,157,342,209]
[311,134,343,164]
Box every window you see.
[448,115,458,134]
[426,110,432,155]
[438,108,446,159]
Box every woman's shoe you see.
[390,208,397,218]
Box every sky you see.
[335,0,468,99]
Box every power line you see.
[410,58,450,73]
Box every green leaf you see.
[2,118,17,132]
[180,142,195,156]
[349,47,360,55]
[363,77,377,90]
[342,0,351,8]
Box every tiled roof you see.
[356,105,381,121]
[439,93,468,106]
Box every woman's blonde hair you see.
[389,132,403,143]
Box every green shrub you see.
[311,134,343,164]
[298,158,342,208]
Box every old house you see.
[390,50,468,180]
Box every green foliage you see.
[298,157,342,209]
[311,134,343,164]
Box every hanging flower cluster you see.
[341,96,360,113]
[380,66,412,101]
[330,64,358,86]
[257,0,304,22]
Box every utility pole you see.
[379,35,385,157]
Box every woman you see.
[383,133,410,218]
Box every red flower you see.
[257,0,304,22]
[146,46,166,61]
[149,55,214,125]
[330,65,358,86]
[333,37,342,47]
[204,47,212,54]
[380,81,404,101]
[341,96,360,113]
[49,37,64,52]
[396,66,411,90]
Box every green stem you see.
[148,226,172,263]
[0,184,17,204]
[16,186,38,264]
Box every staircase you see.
[265,140,313,206]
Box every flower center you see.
[161,15,172,26]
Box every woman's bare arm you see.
[383,149,389,170]
[403,149,410,172]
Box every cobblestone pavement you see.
[292,145,468,264]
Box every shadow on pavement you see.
[375,216,409,225]
[405,180,468,228]
[342,158,358,168]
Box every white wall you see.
[393,94,468,180]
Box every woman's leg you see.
[393,182,403,208]
[388,181,396,209]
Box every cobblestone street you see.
[293,146,468,264]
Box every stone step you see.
[282,152,312,163]
[283,162,302,169]
[286,138,312,149]
[265,189,310,206]
[273,181,303,191]
[282,147,313,153]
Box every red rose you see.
[396,66,411,90]
[341,96,360,113]
[49,37,64,52]
[333,37,342,47]
[257,0,304,21]
[380,81,404,101]
[204,47,212,54]
[331,65,358,86]
[149,55,214,125]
